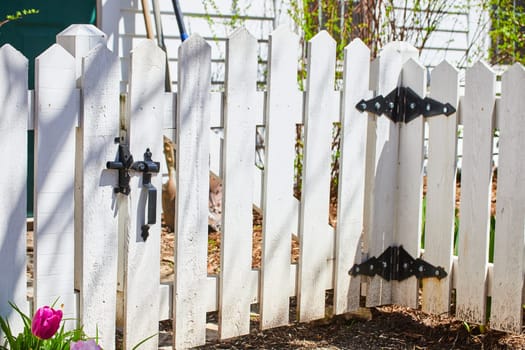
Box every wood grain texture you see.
[421,61,459,315]
[297,31,336,322]
[80,43,120,349]
[122,39,164,350]
[259,27,301,330]
[0,44,29,335]
[34,44,78,324]
[333,38,370,315]
[490,63,525,333]
[456,61,495,325]
[219,27,258,340]
[173,34,211,349]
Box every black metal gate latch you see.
[355,86,456,123]
[131,148,160,241]
[107,139,160,241]
[348,245,447,281]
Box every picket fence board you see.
[218,27,258,340]
[297,30,337,322]
[365,42,418,307]
[79,43,120,349]
[456,61,495,325]
[174,34,211,349]
[421,61,459,315]
[393,58,426,308]
[34,44,78,323]
[122,39,164,350]
[259,26,301,329]
[0,44,29,335]
[333,38,370,315]
[490,63,525,333]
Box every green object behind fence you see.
[1,0,96,216]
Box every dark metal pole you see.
[171,0,188,41]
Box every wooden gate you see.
[0,24,524,350]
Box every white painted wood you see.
[456,61,495,325]
[219,27,258,340]
[421,61,459,315]
[333,38,370,315]
[57,24,107,86]
[490,63,525,333]
[392,57,425,308]
[365,42,418,307]
[0,44,29,335]
[79,43,120,349]
[297,31,337,322]
[122,39,164,350]
[34,44,78,323]
[173,34,211,349]
[259,26,300,329]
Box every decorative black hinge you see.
[348,245,447,281]
[356,86,456,123]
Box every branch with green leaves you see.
[1,8,39,28]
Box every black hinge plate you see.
[348,245,447,281]
[356,86,456,123]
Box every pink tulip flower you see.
[31,306,63,339]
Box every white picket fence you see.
[0,23,524,350]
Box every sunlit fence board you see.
[490,63,525,333]
[393,58,426,308]
[365,42,417,307]
[456,62,496,325]
[122,39,164,350]
[297,31,337,322]
[34,44,78,323]
[80,43,120,349]
[218,27,258,340]
[333,38,369,314]
[421,61,459,315]
[0,44,29,335]
[259,27,301,330]
[173,34,211,349]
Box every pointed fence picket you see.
[365,42,418,307]
[259,27,301,330]
[333,38,369,315]
[218,27,258,340]
[122,39,165,350]
[79,42,120,349]
[173,34,211,349]
[1,24,525,350]
[34,43,79,323]
[421,61,459,315]
[297,31,338,323]
[393,58,426,308]
[490,64,525,333]
[456,62,496,325]
[0,44,28,335]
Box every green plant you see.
[0,8,39,28]
[288,0,461,59]
[0,302,90,350]
[488,0,525,64]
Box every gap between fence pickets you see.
[157,257,494,321]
